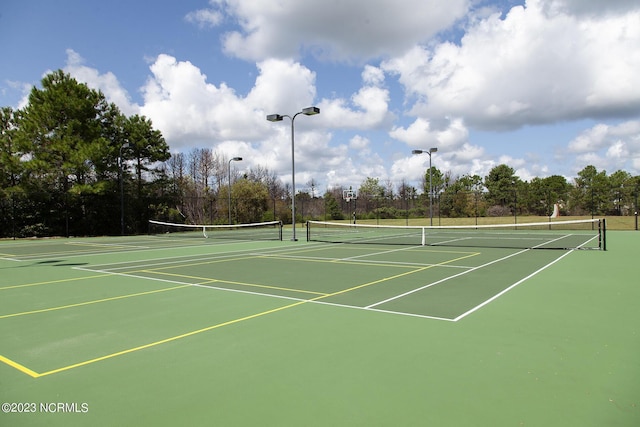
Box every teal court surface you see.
[0,229,638,426]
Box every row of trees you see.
[1,70,639,237]
[366,163,640,219]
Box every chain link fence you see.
[2,188,638,238]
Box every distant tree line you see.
[1,70,639,237]
[342,164,639,221]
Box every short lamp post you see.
[267,106,320,241]
[228,157,242,225]
[119,142,130,235]
[412,147,438,226]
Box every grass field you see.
[0,226,638,426]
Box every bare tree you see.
[197,148,214,193]
[208,151,226,194]
[187,148,201,192]
[166,152,186,193]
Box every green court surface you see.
[0,231,638,426]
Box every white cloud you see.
[139,54,267,147]
[184,8,223,28]
[362,65,385,86]
[382,0,640,130]
[317,86,393,129]
[567,120,640,174]
[41,0,640,195]
[190,0,469,62]
[57,50,405,190]
[568,123,611,153]
[5,80,32,109]
[246,58,317,114]
[349,135,370,151]
[135,53,397,188]
[539,0,638,16]
[389,117,469,150]
[569,121,640,153]
[63,49,139,115]
[606,140,628,160]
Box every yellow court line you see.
[310,264,430,299]
[0,354,40,378]
[258,254,417,269]
[65,242,142,250]
[305,251,480,301]
[0,274,111,291]
[35,299,309,378]
[6,248,123,259]
[395,248,481,255]
[259,254,456,269]
[272,244,480,257]
[143,270,328,296]
[143,254,262,272]
[3,251,479,378]
[0,285,191,319]
[258,252,480,268]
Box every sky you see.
[1,0,639,195]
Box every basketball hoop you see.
[343,188,357,203]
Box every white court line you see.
[73,265,314,304]
[365,248,532,310]
[21,238,309,264]
[77,262,458,322]
[74,242,329,272]
[453,233,597,320]
[311,299,455,322]
[258,244,478,270]
[338,244,477,269]
[74,241,480,323]
[366,233,579,319]
[452,250,575,321]
[65,241,150,249]
[72,236,587,323]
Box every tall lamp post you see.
[119,142,130,235]
[228,157,242,224]
[412,147,438,226]
[267,106,320,241]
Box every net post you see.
[421,227,426,246]
[306,221,310,242]
[601,218,606,251]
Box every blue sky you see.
[1,0,639,194]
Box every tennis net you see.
[306,219,606,250]
[149,220,283,241]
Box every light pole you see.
[267,106,320,241]
[119,142,130,235]
[412,147,438,226]
[228,157,242,224]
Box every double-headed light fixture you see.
[267,107,320,241]
[412,147,438,226]
[228,157,243,225]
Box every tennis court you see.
[1,220,638,426]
